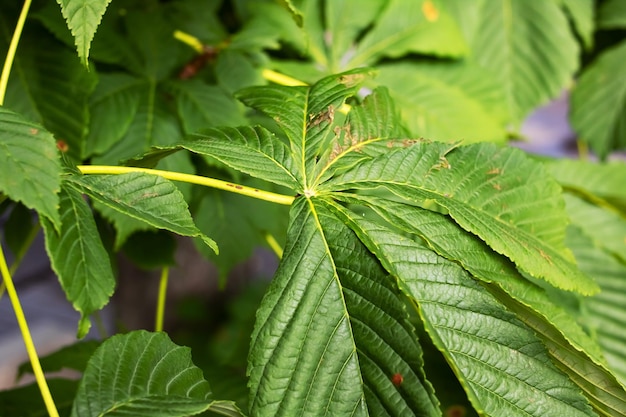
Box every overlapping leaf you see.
[248,197,439,416]
[72,330,243,416]
[568,226,626,387]
[324,141,598,294]
[326,201,595,417]
[0,108,61,229]
[236,68,374,186]
[42,185,115,338]
[337,194,626,415]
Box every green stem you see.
[264,232,284,259]
[77,165,295,206]
[0,0,31,105]
[0,245,59,417]
[577,140,589,161]
[155,267,169,332]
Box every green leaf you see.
[344,195,626,416]
[3,202,37,258]
[69,172,217,253]
[564,194,626,262]
[131,124,301,191]
[186,126,301,190]
[324,142,599,295]
[215,50,265,94]
[546,159,626,211]
[90,78,182,165]
[0,108,61,229]
[122,230,177,269]
[166,80,246,134]
[324,0,387,71]
[375,62,507,142]
[18,340,100,378]
[468,0,579,123]
[42,185,115,337]
[56,0,112,65]
[248,197,440,416]
[194,186,288,281]
[598,0,626,29]
[0,379,78,417]
[335,205,595,417]
[71,331,213,417]
[1,34,97,159]
[569,226,626,387]
[84,73,144,158]
[558,0,594,49]
[570,41,626,159]
[277,0,303,27]
[349,0,468,67]
[236,68,374,186]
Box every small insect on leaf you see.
[391,373,403,386]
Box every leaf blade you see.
[56,0,113,65]
[469,0,579,123]
[69,172,217,253]
[344,194,626,416]
[71,331,214,417]
[338,207,595,417]
[42,185,115,337]
[0,108,61,229]
[325,142,598,294]
[570,42,626,159]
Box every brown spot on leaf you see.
[492,183,502,191]
[539,249,552,264]
[56,139,69,152]
[338,73,367,87]
[308,105,335,128]
[422,0,439,22]
[30,128,38,135]
[391,373,403,386]
[487,168,502,175]
[402,139,420,147]
[445,405,466,417]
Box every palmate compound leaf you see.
[42,185,115,338]
[68,172,217,253]
[236,68,375,187]
[248,197,440,416]
[336,194,626,416]
[0,108,61,229]
[72,330,243,417]
[56,0,112,65]
[323,200,595,417]
[321,141,599,295]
